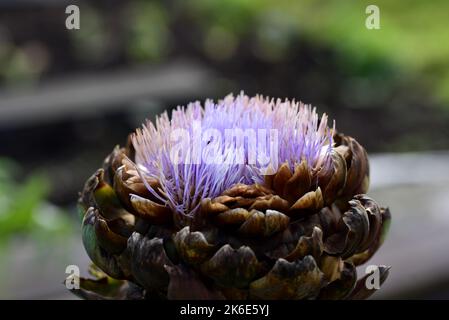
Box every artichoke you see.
[74,94,391,300]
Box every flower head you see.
[131,93,334,216]
[77,92,389,301]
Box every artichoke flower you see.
[74,93,391,300]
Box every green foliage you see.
[127,1,171,62]
[186,0,449,106]
[69,5,110,65]
[3,1,449,108]
[0,158,73,245]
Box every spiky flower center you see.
[131,93,334,216]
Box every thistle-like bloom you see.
[76,93,391,300]
[132,94,333,218]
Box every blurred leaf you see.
[185,0,449,107]
[0,159,74,244]
[127,2,170,62]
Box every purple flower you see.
[131,93,334,216]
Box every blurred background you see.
[0,0,448,299]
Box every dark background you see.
[0,0,448,299]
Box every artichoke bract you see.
[74,93,391,300]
